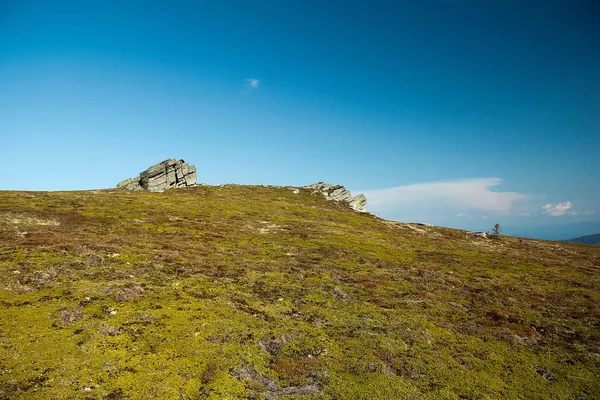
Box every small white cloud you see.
[542,201,573,216]
[245,78,260,88]
[456,213,468,217]
[482,215,487,220]
[520,212,531,217]
[568,211,578,216]
[584,210,596,215]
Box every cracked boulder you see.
[305,182,367,212]
[116,159,197,192]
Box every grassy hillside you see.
[1,186,599,399]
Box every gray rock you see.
[116,159,197,192]
[348,194,367,212]
[116,175,143,191]
[305,182,367,212]
[534,365,557,381]
[469,231,489,238]
[333,286,348,300]
[232,365,321,399]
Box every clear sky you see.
[1,0,599,234]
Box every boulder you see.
[305,182,367,212]
[348,194,367,212]
[116,159,197,192]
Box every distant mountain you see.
[564,233,600,245]
[503,221,600,241]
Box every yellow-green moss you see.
[0,186,599,399]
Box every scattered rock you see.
[232,366,321,400]
[59,307,84,326]
[233,366,278,392]
[305,182,367,212]
[116,159,197,192]
[333,286,348,300]
[469,231,489,239]
[534,365,557,381]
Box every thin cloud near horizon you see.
[358,179,596,224]
[360,178,530,216]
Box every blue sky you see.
[1,0,598,234]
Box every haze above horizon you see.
[1,0,598,234]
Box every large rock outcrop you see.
[117,159,197,192]
[305,182,367,212]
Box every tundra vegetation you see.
[0,186,599,399]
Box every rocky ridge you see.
[115,161,367,213]
[117,159,197,192]
[305,182,367,212]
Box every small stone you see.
[469,231,489,239]
[534,365,557,381]
[333,287,348,300]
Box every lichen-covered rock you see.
[116,176,143,191]
[117,159,197,192]
[305,182,367,212]
[348,194,367,212]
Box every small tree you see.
[491,223,502,239]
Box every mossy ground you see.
[0,186,599,399]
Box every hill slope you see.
[565,233,600,245]
[0,186,599,399]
